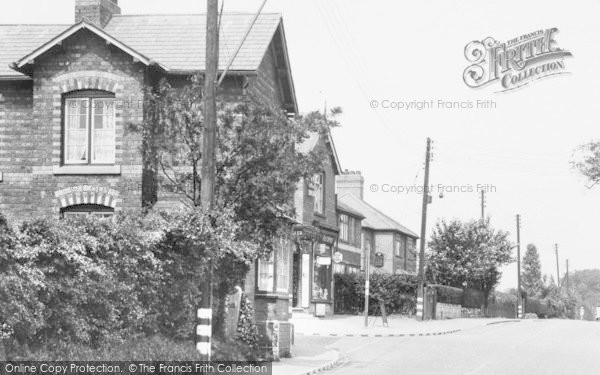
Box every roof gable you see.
[12,20,156,73]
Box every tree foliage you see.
[133,74,339,253]
[522,243,543,297]
[0,209,259,358]
[569,269,600,320]
[572,141,600,188]
[426,218,514,305]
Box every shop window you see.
[276,237,290,293]
[258,253,274,292]
[313,243,332,300]
[64,91,115,165]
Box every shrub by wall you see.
[334,273,417,315]
[462,288,486,308]
[429,284,462,305]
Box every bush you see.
[334,273,417,315]
[430,284,462,305]
[234,294,259,348]
[0,209,260,360]
[462,288,486,308]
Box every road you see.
[308,319,600,375]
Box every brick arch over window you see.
[57,190,118,209]
[53,71,124,94]
[50,71,125,166]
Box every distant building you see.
[336,171,419,275]
[335,200,364,274]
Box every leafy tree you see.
[426,218,514,306]
[132,75,339,339]
[134,75,337,251]
[522,244,543,297]
[572,141,600,188]
[569,269,600,320]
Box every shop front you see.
[292,225,337,317]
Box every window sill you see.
[53,165,121,175]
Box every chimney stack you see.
[75,0,121,28]
[336,170,365,199]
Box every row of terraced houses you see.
[0,0,418,358]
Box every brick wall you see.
[247,41,284,110]
[0,30,147,222]
[0,23,297,358]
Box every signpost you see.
[373,252,384,268]
[333,251,343,264]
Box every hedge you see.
[429,284,462,305]
[462,288,486,308]
[334,273,417,315]
[0,211,262,360]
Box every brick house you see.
[0,0,299,358]
[334,200,364,274]
[336,171,419,275]
[291,131,341,317]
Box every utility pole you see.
[516,214,522,319]
[565,259,569,291]
[416,138,432,321]
[197,0,219,361]
[480,189,486,220]
[364,241,371,327]
[555,244,560,287]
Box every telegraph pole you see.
[416,138,432,321]
[364,241,371,327]
[566,259,569,290]
[480,189,486,220]
[197,0,219,361]
[516,214,522,319]
[555,244,560,287]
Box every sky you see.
[2,0,599,291]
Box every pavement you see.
[272,315,517,375]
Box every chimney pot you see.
[336,170,365,199]
[75,0,121,28]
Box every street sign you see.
[374,252,384,268]
[316,256,331,266]
[333,251,343,264]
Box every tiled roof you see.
[338,193,419,238]
[0,13,282,78]
[0,24,70,77]
[103,13,283,73]
[337,200,365,219]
